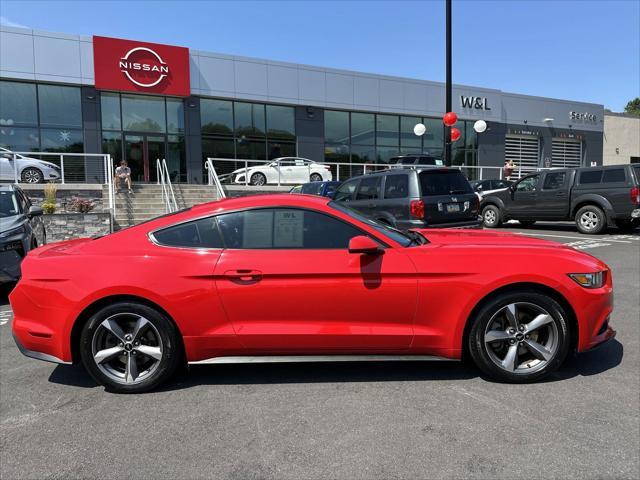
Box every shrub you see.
[68,197,95,213]
[42,183,57,214]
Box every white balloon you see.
[473,120,487,133]
[413,123,426,136]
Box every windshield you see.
[329,201,423,247]
[0,190,19,218]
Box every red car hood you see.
[414,228,568,249]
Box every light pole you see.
[445,0,452,166]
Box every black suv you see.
[480,164,640,234]
[332,167,481,230]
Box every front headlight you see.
[0,225,26,239]
[568,271,606,289]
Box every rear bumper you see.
[12,331,70,364]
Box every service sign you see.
[93,36,190,96]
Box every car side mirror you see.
[348,236,384,255]
[28,205,43,217]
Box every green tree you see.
[624,97,640,116]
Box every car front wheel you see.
[21,167,43,183]
[79,302,182,393]
[468,291,570,383]
[482,205,502,228]
[250,172,267,186]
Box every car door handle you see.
[224,269,263,282]
[555,192,566,197]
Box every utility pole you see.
[444,0,452,166]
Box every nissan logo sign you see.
[118,47,169,88]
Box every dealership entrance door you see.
[124,134,166,183]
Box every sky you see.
[1,0,639,111]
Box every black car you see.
[389,154,444,167]
[290,181,341,197]
[332,167,481,230]
[480,164,640,234]
[0,184,45,283]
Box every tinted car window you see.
[301,183,323,195]
[516,175,539,192]
[580,170,603,184]
[333,179,358,202]
[356,176,382,200]
[543,172,566,190]
[324,183,338,197]
[418,170,473,196]
[384,174,409,199]
[153,217,223,248]
[0,190,19,217]
[602,169,626,183]
[216,208,363,249]
[633,165,640,181]
[494,180,511,189]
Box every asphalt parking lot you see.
[1,223,638,480]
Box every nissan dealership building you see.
[0,26,605,184]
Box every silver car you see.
[0,147,62,183]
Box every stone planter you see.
[42,213,112,242]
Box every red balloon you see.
[451,127,461,142]
[443,112,458,126]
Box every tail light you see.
[410,199,425,218]
[631,186,640,204]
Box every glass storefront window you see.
[0,126,39,151]
[400,116,422,148]
[422,117,444,155]
[350,145,375,164]
[376,114,399,147]
[376,146,399,164]
[268,141,295,159]
[351,112,375,145]
[324,144,350,163]
[38,84,82,128]
[121,94,166,133]
[201,99,233,135]
[40,128,83,152]
[324,110,349,145]
[236,138,267,160]
[235,102,265,137]
[167,135,186,182]
[100,92,121,131]
[266,105,295,139]
[465,120,477,149]
[166,99,184,134]
[0,81,38,126]
[102,131,122,164]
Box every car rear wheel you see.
[310,173,322,182]
[79,302,182,393]
[575,205,605,234]
[21,167,43,184]
[518,220,536,227]
[482,205,502,228]
[468,291,570,383]
[250,172,267,186]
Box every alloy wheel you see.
[579,211,599,231]
[484,209,496,225]
[22,168,42,183]
[483,302,559,375]
[91,313,163,385]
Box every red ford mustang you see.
[10,194,615,393]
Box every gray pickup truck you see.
[480,164,640,234]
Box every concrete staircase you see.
[103,184,220,230]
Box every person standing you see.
[503,159,515,180]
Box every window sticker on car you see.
[435,159,444,166]
[242,210,273,248]
[274,210,304,247]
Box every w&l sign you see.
[460,95,491,110]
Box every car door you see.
[350,176,382,218]
[534,171,570,218]
[213,207,417,352]
[508,174,540,218]
[0,152,15,181]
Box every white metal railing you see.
[204,158,227,198]
[156,158,178,213]
[205,157,530,185]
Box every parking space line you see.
[515,233,633,243]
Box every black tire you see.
[250,172,267,186]
[482,205,502,228]
[310,173,323,182]
[518,220,536,227]
[79,302,182,393]
[575,205,606,234]
[468,290,570,383]
[21,167,43,184]
[615,219,639,233]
